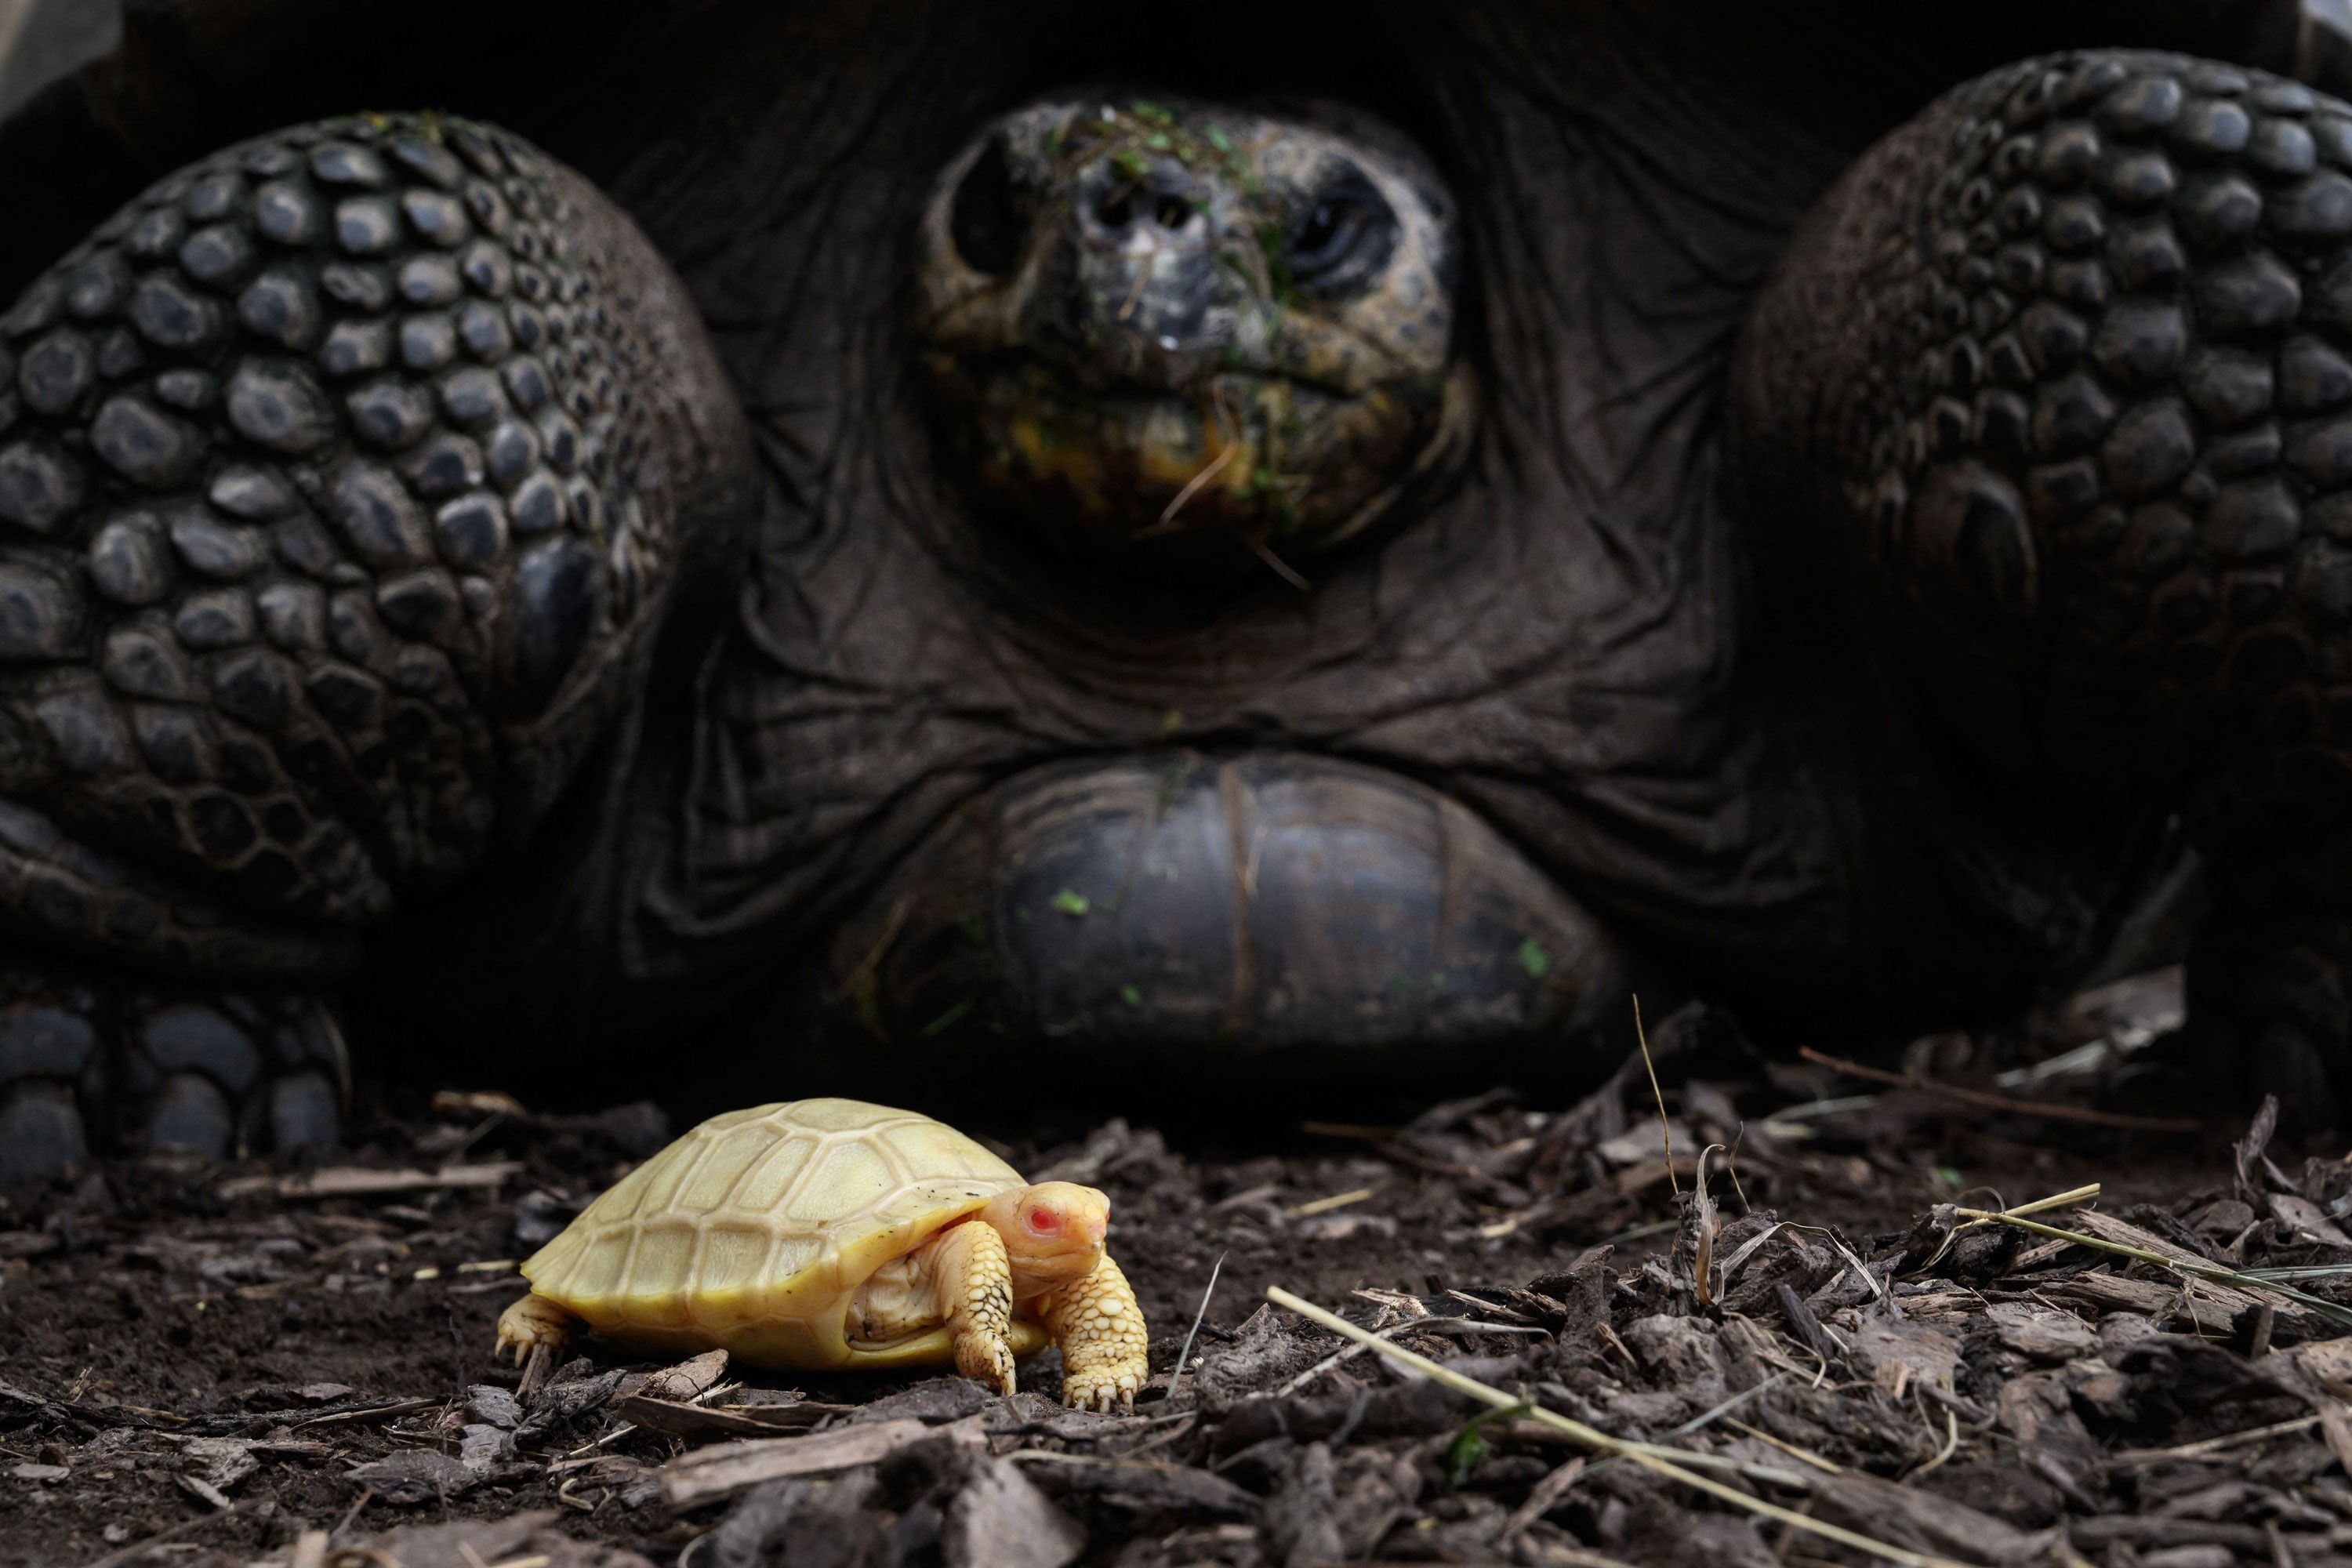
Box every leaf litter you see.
[11,967,2352,1564]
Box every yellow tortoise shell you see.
[520,1098,1047,1369]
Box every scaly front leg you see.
[0,109,754,1179]
[1040,1254,1149,1413]
[1737,49,2352,1120]
[933,1219,1017,1396]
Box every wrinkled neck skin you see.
[366,0,2248,1083]
[587,4,1886,1036]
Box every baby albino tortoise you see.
[495,1098,1149,1411]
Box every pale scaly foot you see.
[1043,1254,1149,1412]
[495,1291,575,1364]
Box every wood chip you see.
[658,1414,982,1506]
[1007,1450,1258,1516]
[625,1348,729,1403]
[2300,1338,2352,1395]
[175,1472,232,1511]
[1984,1301,2096,1362]
[2268,1194,2352,1248]
[2319,1399,2352,1483]
[1501,1456,1585,1543]
[943,1455,1087,1568]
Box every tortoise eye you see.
[950,136,1026,275]
[1026,1206,1062,1236]
[1287,167,1396,299]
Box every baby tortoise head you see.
[915,93,1469,580]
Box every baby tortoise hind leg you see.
[495,1290,577,1395]
[1041,1254,1149,1413]
[495,1290,576,1360]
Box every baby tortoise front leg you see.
[1040,1254,1149,1414]
[932,1218,1018,1396]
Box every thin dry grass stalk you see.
[1953,1206,2352,1330]
[1630,996,1679,1197]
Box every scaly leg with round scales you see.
[0,111,754,1178]
[1741,50,2352,1119]
[1040,1254,1149,1414]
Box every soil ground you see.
[9,970,2352,1568]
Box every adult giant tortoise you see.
[3,0,2351,1178]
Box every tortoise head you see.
[984,1180,1110,1293]
[913,92,1469,578]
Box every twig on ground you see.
[1288,1189,1374,1217]
[1270,1315,1548,1398]
[1797,1047,2203,1132]
[1908,1403,1962,1479]
[1163,1251,1225,1406]
[2105,1414,2325,1467]
[217,1163,523,1200]
[1724,1417,1845,1474]
[1581,1374,1788,1482]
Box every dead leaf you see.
[659,1415,983,1506]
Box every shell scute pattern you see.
[520,1099,1025,1351]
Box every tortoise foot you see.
[2180,898,2352,1127]
[494,1291,573,1364]
[955,1333,1017,1398]
[0,963,346,1185]
[1062,1367,1139,1415]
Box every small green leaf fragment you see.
[1205,125,1235,153]
[1051,889,1091,917]
[1518,938,1552,979]
[960,909,989,946]
[1444,1401,1531,1487]
[1120,984,1142,1006]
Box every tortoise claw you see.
[1062,1371,1138,1414]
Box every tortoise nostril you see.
[1091,188,1192,237]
